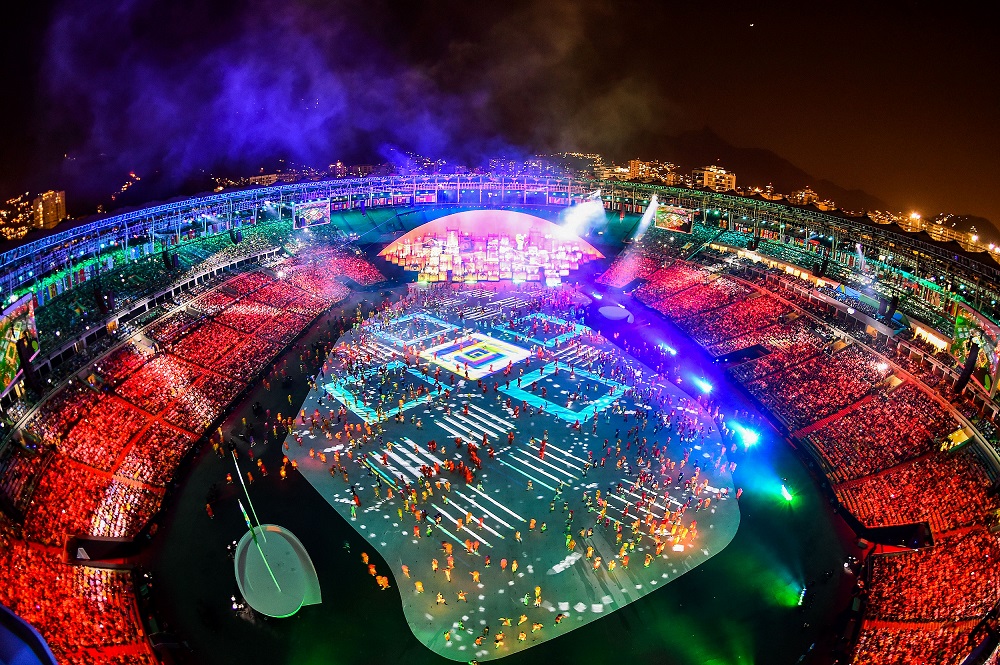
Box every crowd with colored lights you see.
[0,247,384,661]
[598,248,1000,664]
[633,262,707,304]
[836,449,996,533]
[744,345,893,432]
[805,383,957,481]
[644,277,749,320]
[868,529,1000,621]
[0,527,156,663]
[852,622,974,665]
[595,248,664,287]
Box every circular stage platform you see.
[234,524,321,618]
[597,304,634,323]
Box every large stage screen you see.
[654,206,694,234]
[293,200,331,229]
[1,294,39,397]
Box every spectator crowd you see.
[602,253,1000,664]
[0,244,384,661]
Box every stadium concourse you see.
[1,202,999,665]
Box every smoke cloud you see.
[34,0,678,203]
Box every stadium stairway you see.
[792,393,878,439]
[832,450,939,491]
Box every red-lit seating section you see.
[835,449,995,533]
[0,529,156,664]
[805,383,958,482]
[601,257,1000,663]
[867,529,1000,621]
[0,249,383,660]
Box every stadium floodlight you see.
[855,243,868,271]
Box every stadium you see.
[2,173,1000,665]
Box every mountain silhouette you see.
[615,126,1000,244]
[618,126,887,212]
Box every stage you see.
[283,283,740,660]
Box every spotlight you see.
[631,194,659,241]
[781,485,793,501]
[692,377,713,393]
[731,423,759,447]
[560,199,606,237]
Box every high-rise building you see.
[628,159,680,184]
[329,161,348,178]
[628,159,648,180]
[788,187,819,206]
[691,166,736,192]
[32,190,67,229]
[663,171,683,186]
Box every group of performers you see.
[277,283,743,656]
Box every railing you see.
[5,174,1000,304]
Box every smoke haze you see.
[5,1,996,225]
[34,0,672,204]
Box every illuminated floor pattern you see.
[419,333,532,381]
[378,313,459,347]
[499,363,624,423]
[493,313,590,348]
[323,361,440,424]
[284,287,740,661]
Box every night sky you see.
[1,0,997,225]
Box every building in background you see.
[788,187,819,206]
[31,190,67,229]
[247,174,279,187]
[628,159,681,185]
[691,166,736,192]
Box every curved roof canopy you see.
[378,209,604,259]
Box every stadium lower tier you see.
[0,243,386,663]
[1,237,998,664]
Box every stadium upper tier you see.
[3,174,1000,329]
